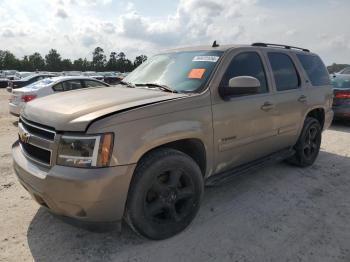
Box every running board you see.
[206,148,295,186]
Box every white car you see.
[9,76,109,116]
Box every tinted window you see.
[268,53,299,91]
[221,52,268,94]
[54,80,83,91]
[52,83,63,91]
[85,80,105,88]
[297,54,330,86]
[65,80,83,90]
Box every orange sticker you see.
[188,68,206,79]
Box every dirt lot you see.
[0,89,350,262]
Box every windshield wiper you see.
[135,83,178,93]
[120,80,136,88]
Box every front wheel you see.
[287,117,322,167]
[125,148,204,240]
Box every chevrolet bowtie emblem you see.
[19,132,30,144]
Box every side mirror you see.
[226,76,260,96]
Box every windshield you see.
[123,50,223,93]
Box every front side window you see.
[123,50,223,93]
[220,52,268,94]
[268,53,300,91]
[297,54,330,86]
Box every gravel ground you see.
[0,89,350,262]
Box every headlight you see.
[57,133,114,168]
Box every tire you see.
[125,148,204,240]
[287,117,322,167]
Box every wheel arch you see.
[136,138,207,178]
[305,107,325,129]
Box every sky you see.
[0,0,349,65]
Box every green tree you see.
[134,55,147,68]
[61,59,72,70]
[72,58,83,71]
[92,47,106,71]
[28,52,45,71]
[20,56,30,71]
[106,51,118,71]
[45,49,62,71]
[0,50,21,70]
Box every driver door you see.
[211,50,280,174]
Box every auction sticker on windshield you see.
[188,68,206,79]
[192,56,220,62]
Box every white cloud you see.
[55,8,69,19]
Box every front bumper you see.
[12,141,136,222]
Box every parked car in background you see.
[7,73,56,92]
[97,71,122,85]
[0,78,11,88]
[62,71,82,76]
[9,76,109,116]
[15,72,34,79]
[331,74,350,119]
[1,70,19,80]
[82,71,104,81]
[12,42,333,240]
[338,67,350,75]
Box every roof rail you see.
[252,43,310,52]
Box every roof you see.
[165,43,315,55]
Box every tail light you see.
[21,94,37,102]
[335,91,350,99]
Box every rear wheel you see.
[287,117,322,167]
[125,148,204,240]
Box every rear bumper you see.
[9,102,21,116]
[333,105,350,119]
[12,141,136,222]
[324,109,334,130]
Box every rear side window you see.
[297,54,330,86]
[268,53,300,91]
[221,52,268,94]
[53,83,63,91]
[85,80,105,88]
[53,80,83,91]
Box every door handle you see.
[298,95,307,103]
[261,102,275,112]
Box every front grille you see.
[20,141,51,165]
[20,118,55,140]
[18,117,56,166]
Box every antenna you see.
[212,40,219,48]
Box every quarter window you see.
[268,53,300,91]
[297,54,330,86]
[221,52,268,95]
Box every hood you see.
[22,86,186,131]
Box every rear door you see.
[263,51,309,148]
[296,54,333,122]
[212,50,280,174]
